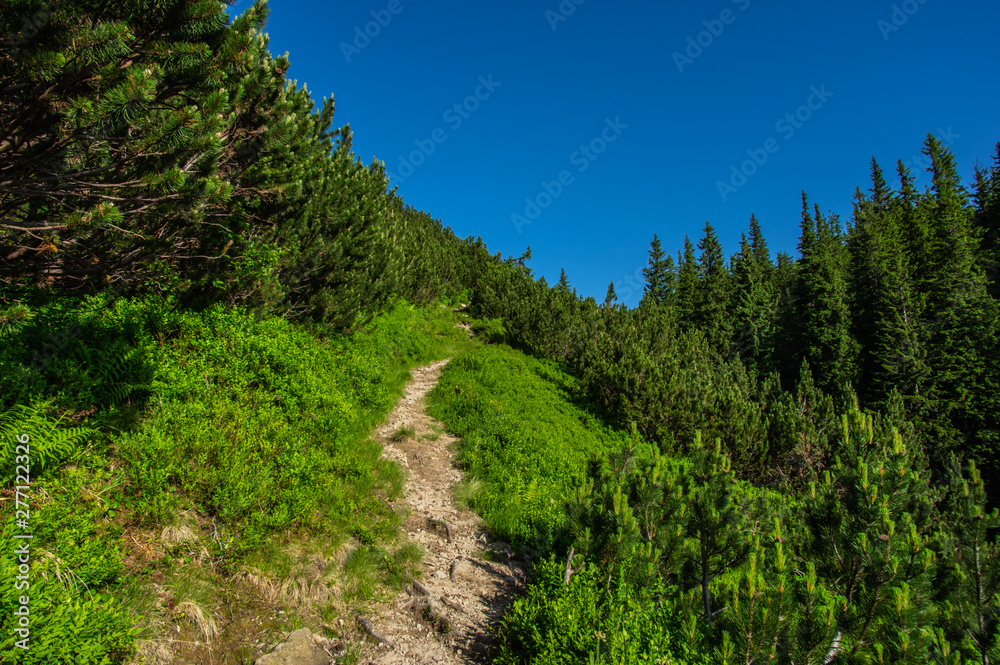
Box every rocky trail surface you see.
[356,358,527,665]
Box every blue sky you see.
[228,0,1000,306]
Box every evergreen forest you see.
[1,1,998,663]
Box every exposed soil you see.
[357,359,527,665]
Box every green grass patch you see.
[0,295,473,662]
[427,344,628,552]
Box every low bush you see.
[0,295,472,662]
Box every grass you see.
[419,424,445,442]
[427,344,630,553]
[453,477,484,511]
[389,425,416,442]
[0,295,475,663]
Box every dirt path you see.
[358,359,526,664]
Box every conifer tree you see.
[731,215,777,379]
[789,193,855,398]
[695,221,734,355]
[556,268,571,294]
[799,410,937,663]
[720,519,793,665]
[0,0,246,288]
[915,135,1000,477]
[641,233,673,307]
[849,159,926,410]
[675,236,699,328]
[603,281,618,309]
[682,432,751,627]
[973,143,1000,296]
[748,213,771,272]
[897,159,931,294]
[935,458,1000,664]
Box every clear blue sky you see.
[228,0,1000,306]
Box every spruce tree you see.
[916,134,1000,479]
[732,215,777,379]
[848,158,926,411]
[748,213,772,272]
[603,281,618,309]
[675,236,699,328]
[641,233,673,307]
[556,268,571,294]
[973,143,1000,295]
[789,193,855,398]
[696,221,734,355]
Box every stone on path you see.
[255,628,330,665]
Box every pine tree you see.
[799,410,937,662]
[935,458,1000,664]
[682,432,750,627]
[0,0,244,289]
[720,519,792,665]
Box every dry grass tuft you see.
[129,639,174,665]
[160,524,197,548]
[176,601,218,642]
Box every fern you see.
[93,346,148,406]
[0,402,93,483]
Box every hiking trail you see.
[358,358,527,664]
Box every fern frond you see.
[0,402,94,482]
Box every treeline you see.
[455,139,1000,664]
[430,341,1000,664]
[0,0,492,328]
[472,137,1000,496]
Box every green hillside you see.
[2,1,999,663]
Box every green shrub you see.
[0,294,474,662]
[0,476,137,664]
[496,556,712,665]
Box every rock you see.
[255,628,330,665]
[449,559,472,582]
